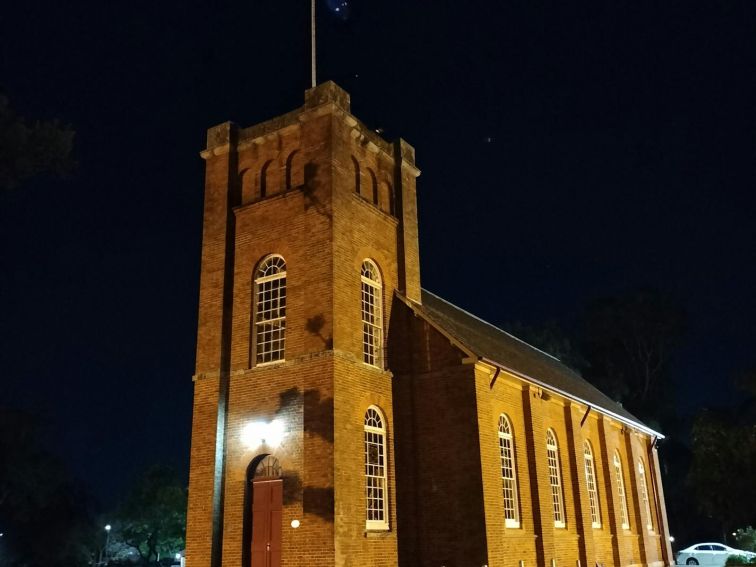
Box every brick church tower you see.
[187,81,674,567]
[186,82,420,567]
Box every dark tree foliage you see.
[0,95,75,191]
[688,410,756,538]
[580,288,685,426]
[0,409,94,567]
[113,465,186,566]
[504,320,586,372]
[688,374,756,539]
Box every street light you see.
[104,525,111,565]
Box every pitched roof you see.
[398,289,661,437]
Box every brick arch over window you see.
[364,405,389,530]
[285,150,303,190]
[360,259,383,367]
[252,254,286,366]
[546,428,566,528]
[498,414,520,527]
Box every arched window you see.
[584,441,601,528]
[498,414,520,527]
[638,459,653,532]
[364,406,388,529]
[613,451,630,529]
[253,255,286,365]
[360,260,383,367]
[546,429,566,527]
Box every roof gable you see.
[396,289,661,437]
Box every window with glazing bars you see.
[546,429,566,527]
[614,452,630,529]
[584,441,601,528]
[638,459,653,531]
[254,255,286,365]
[364,407,388,529]
[361,260,383,367]
[498,414,520,527]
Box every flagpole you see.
[311,0,317,87]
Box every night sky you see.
[1,1,755,506]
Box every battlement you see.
[202,82,416,170]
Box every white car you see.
[676,543,756,566]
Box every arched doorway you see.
[246,455,283,567]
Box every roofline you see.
[421,288,564,363]
[396,291,664,440]
[477,357,664,439]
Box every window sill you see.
[364,525,391,537]
[505,520,521,529]
[254,360,286,369]
[554,521,566,529]
[592,522,602,529]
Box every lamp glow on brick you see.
[241,420,286,449]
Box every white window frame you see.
[360,260,383,368]
[583,441,601,528]
[546,429,566,528]
[613,451,630,530]
[498,414,520,528]
[253,254,286,366]
[364,406,389,530]
[638,459,654,532]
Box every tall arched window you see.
[360,260,383,367]
[546,429,566,527]
[498,414,520,527]
[584,441,601,528]
[613,451,630,529]
[364,406,388,529]
[253,255,286,365]
[638,459,653,532]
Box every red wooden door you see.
[251,479,283,567]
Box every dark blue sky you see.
[1,0,755,505]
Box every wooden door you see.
[251,479,283,567]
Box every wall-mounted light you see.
[241,420,286,449]
[290,519,300,529]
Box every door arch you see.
[243,455,283,567]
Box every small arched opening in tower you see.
[286,150,304,190]
[366,167,378,206]
[260,160,274,198]
[240,168,255,204]
[379,177,393,215]
[351,155,361,195]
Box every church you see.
[185,82,673,567]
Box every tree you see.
[580,288,685,425]
[0,94,75,191]
[0,409,94,567]
[688,373,756,539]
[113,466,186,565]
[688,409,756,539]
[504,319,586,372]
